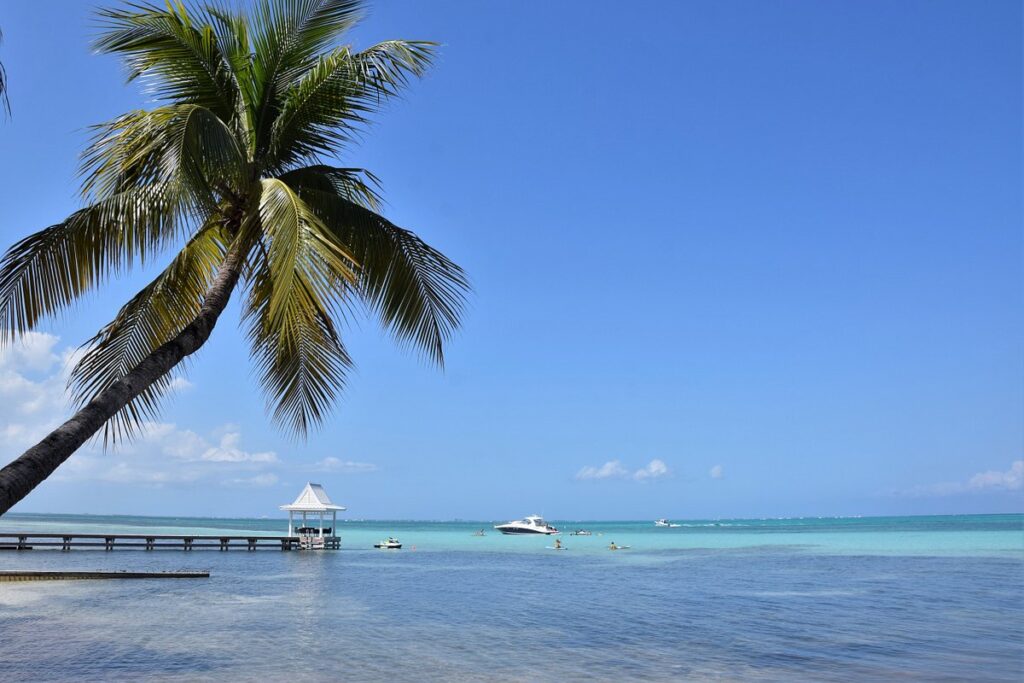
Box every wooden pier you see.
[0,570,210,581]
[0,532,330,551]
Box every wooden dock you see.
[0,532,324,551]
[0,570,210,582]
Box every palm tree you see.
[0,0,467,514]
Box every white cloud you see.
[709,464,724,479]
[967,460,1023,491]
[0,331,60,373]
[576,459,671,481]
[53,422,280,488]
[576,460,629,480]
[0,334,74,453]
[134,422,208,460]
[309,457,377,473]
[0,334,285,492]
[167,376,194,393]
[0,333,195,461]
[900,460,1024,497]
[633,459,669,481]
[201,430,278,463]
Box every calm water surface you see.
[0,514,1021,682]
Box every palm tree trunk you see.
[0,240,247,515]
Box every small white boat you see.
[373,537,402,549]
[655,519,681,528]
[570,529,592,536]
[494,515,559,535]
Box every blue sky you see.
[0,0,1020,519]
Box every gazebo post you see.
[332,510,337,537]
[318,511,324,537]
[288,511,294,537]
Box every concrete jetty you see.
[0,570,210,581]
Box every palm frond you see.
[281,167,467,366]
[206,5,256,146]
[248,0,365,163]
[267,40,435,172]
[258,177,358,322]
[80,104,246,210]
[242,177,358,435]
[0,185,180,341]
[69,221,229,444]
[0,26,10,117]
[278,163,382,210]
[93,1,241,122]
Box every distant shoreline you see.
[3,511,1021,524]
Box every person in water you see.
[554,538,562,549]
[609,541,618,550]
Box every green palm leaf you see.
[94,1,241,123]
[281,166,468,366]
[0,26,10,117]
[80,104,247,210]
[267,40,435,172]
[69,221,229,444]
[248,0,365,163]
[243,178,358,435]
[0,185,180,340]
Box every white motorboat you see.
[494,515,559,535]
[655,519,681,528]
[373,537,402,549]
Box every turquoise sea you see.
[1,513,1021,681]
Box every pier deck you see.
[0,570,210,581]
[0,532,338,551]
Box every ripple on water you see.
[0,518,1021,682]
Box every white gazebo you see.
[280,482,346,544]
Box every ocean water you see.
[0,514,1021,682]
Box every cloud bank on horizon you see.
[900,460,1024,497]
[575,459,670,482]
[0,333,376,490]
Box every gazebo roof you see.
[280,482,346,512]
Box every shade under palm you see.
[0,0,468,514]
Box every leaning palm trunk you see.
[0,243,245,514]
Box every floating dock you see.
[0,570,210,582]
[0,532,329,551]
